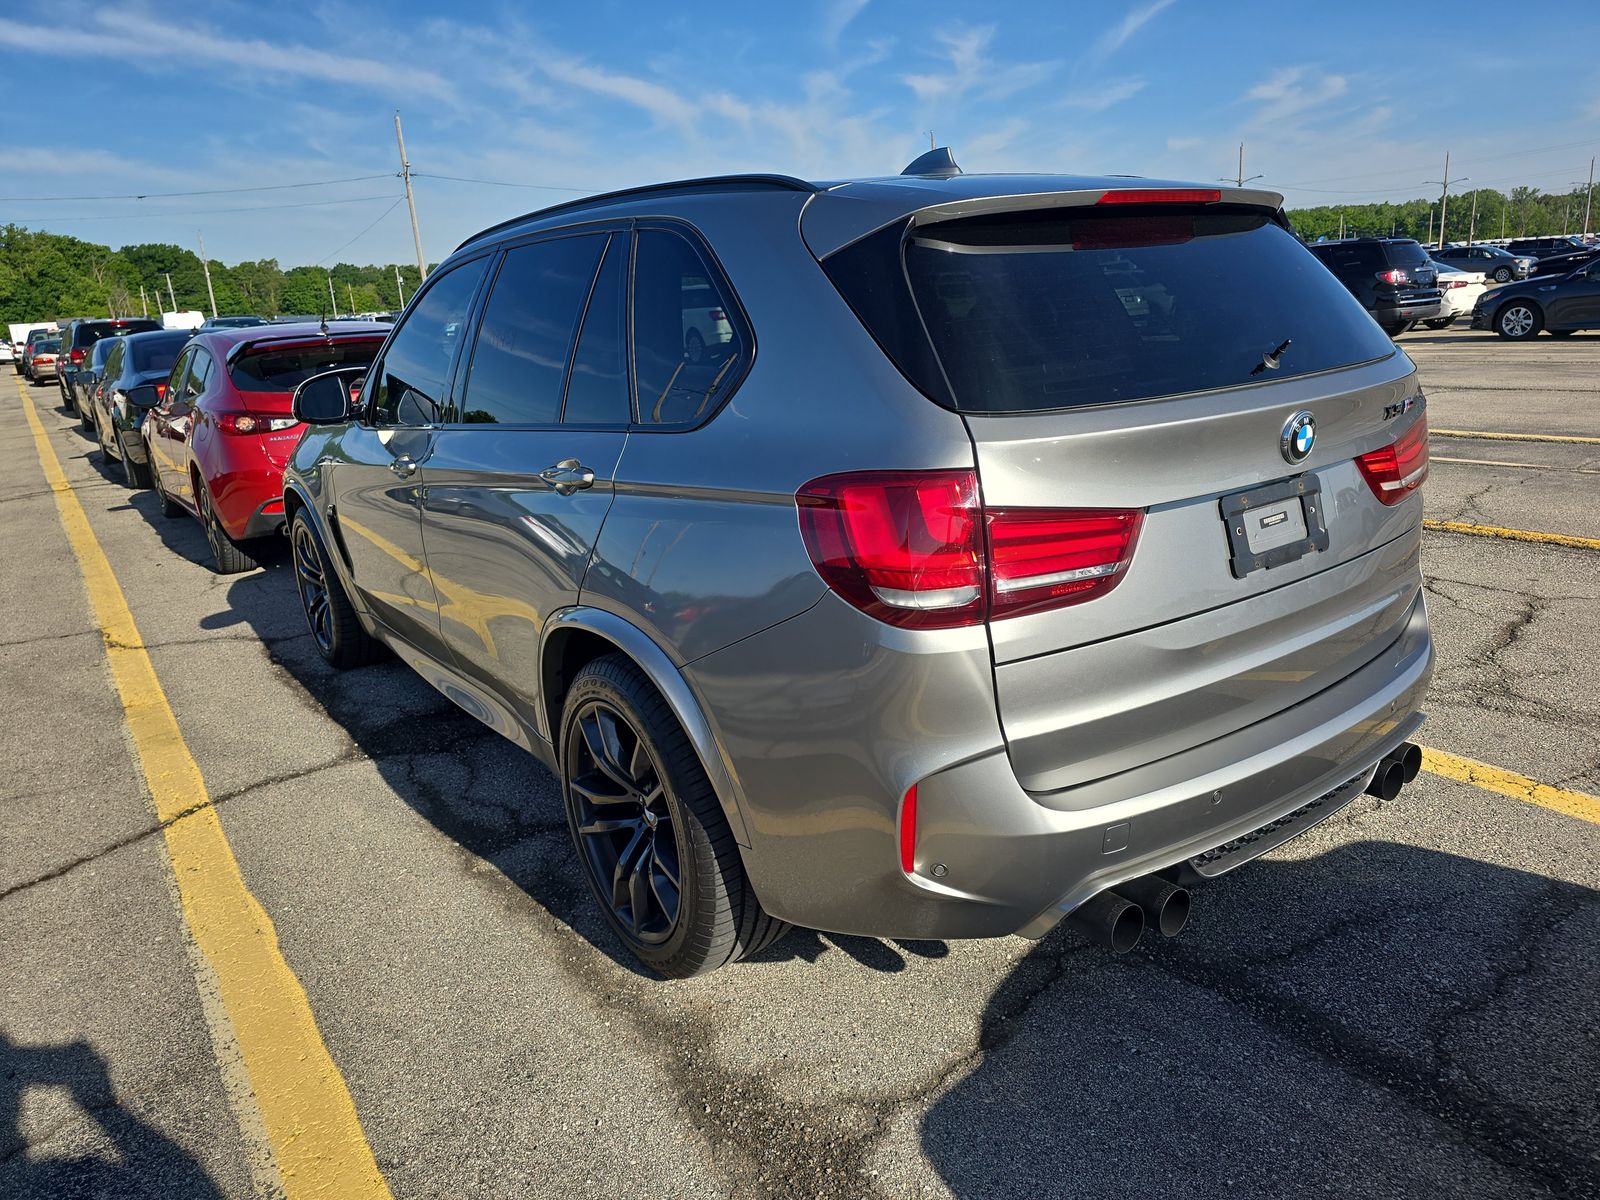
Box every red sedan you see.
[143,323,387,573]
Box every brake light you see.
[1356,417,1429,505]
[796,470,1145,628]
[1097,188,1220,205]
[1376,268,1410,284]
[708,308,726,321]
[70,348,85,364]
[215,412,300,434]
[899,785,918,873]
[987,508,1144,618]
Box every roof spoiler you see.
[902,147,961,178]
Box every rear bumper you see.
[1372,299,1445,325]
[690,586,1433,941]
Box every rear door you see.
[420,229,630,736]
[1548,261,1600,327]
[895,200,1426,791]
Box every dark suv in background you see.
[59,317,161,417]
[1306,238,1445,336]
[1505,235,1590,260]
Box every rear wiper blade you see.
[1250,338,1292,376]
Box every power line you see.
[0,193,401,224]
[0,173,396,203]
[411,171,590,193]
[316,197,405,266]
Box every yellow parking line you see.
[15,380,392,1199]
[1432,428,1600,446]
[1421,747,1600,826]
[1422,519,1600,552]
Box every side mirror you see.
[293,367,367,425]
[126,384,161,409]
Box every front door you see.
[147,346,208,508]
[1550,262,1600,327]
[420,231,631,737]
[329,256,489,657]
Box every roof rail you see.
[455,174,819,252]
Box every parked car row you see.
[24,164,1439,979]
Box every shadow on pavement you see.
[920,841,1600,1199]
[0,1033,221,1199]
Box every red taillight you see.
[1375,268,1409,284]
[216,412,299,435]
[986,508,1144,618]
[69,348,85,363]
[1356,417,1429,505]
[796,470,1145,627]
[797,470,984,629]
[899,785,918,873]
[1096,188,1220,205]
[708,308,726,321]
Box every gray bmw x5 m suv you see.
[283,152,1434,977]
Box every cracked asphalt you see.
[3,324,1598,1200]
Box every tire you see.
[1379,323,1408,338]
[120,446,152,489]
[197,477,261,574]
[559,654,789,977]
[78,393,95,431]
[1422,317,1455,330]
[1495,301,1543,340]
[684,328,705,365]
[290,509,382,668]
[150,447,183,518]
[1493,266,1513,283]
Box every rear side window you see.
[230,340,382,393]
[562,234,631,426]
[130,335,191,375]
[456,234,606,425]
[874,208,1394,413]
[633,229,746,425]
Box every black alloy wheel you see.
[198,480,259,574]
[289,510,381,668]
[565,699,684,946]
[150,446,183,518]
[293,520,335,655]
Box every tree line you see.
[0,224,427,325]
[3,181,1596,323]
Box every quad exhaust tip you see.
[1067,876,1191,953]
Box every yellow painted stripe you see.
[1421,519,1600,552]
[1421,747,1600,826]
[1432,428,1600,446]
[15,380,392,1199]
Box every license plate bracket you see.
[1219,475,1329,579]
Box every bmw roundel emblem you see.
[1281,411,1316,464]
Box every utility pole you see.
[1426,207,1434,245]
[197,231,218,318]
[395,111,428,282]
[1426,151,1467,250]
[394,264,406,308]
[1466,192,1478,246]
[1584,158,1595,238]
[327,273,339,318]
[164,272,177,314]
[1500,200,1507,241]
[348,282,356,312]
[139,284,148,317]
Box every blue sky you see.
[3,0,1598,266]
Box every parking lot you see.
[2,321,1597,1199]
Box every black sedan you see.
[1472,260,1600,340]
[89,328,194,486]
[1529,246,1600,277]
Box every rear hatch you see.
[1379,239,1442,307]
[821,191,1429,793]
[227,335,383,462]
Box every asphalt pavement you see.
[2,324,1597,1200]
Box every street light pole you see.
[1425,151,1468,251]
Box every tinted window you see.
[633,229,746,425]
[457,235,605,425]
[1309,242,1383,270]
[166,348,193,399]
[183,349,213,401]
[130,334,192,375]
[562,234,630,426]
[38,340,60,353]
[899,208,1396,414]
[373,258,489,426]
[76,320,159,347]
[230,340,382,393]
[102,340,124,379]
[1382,241,1430,268]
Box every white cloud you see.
[1166,136,1204,152]
[1086,0,1176,65]
[820,0,870,46]
[536,56,699,127]
[1244,65,1350,126]
[1061,78,1147,112]
[903,25,1055,105]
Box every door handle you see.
[539,459,595,495]
[390,454,418,479]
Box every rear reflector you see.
[1356,417,1429,505]
[899,785,918,873]
[1096,188,1221,205]
[797,469,1145,627]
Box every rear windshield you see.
[228,340,381,393]
[130,334,191,374]
[886,207,1394,413]
[39,340,60,353]
[1382,241,1430,268]
[78,320,159,346]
